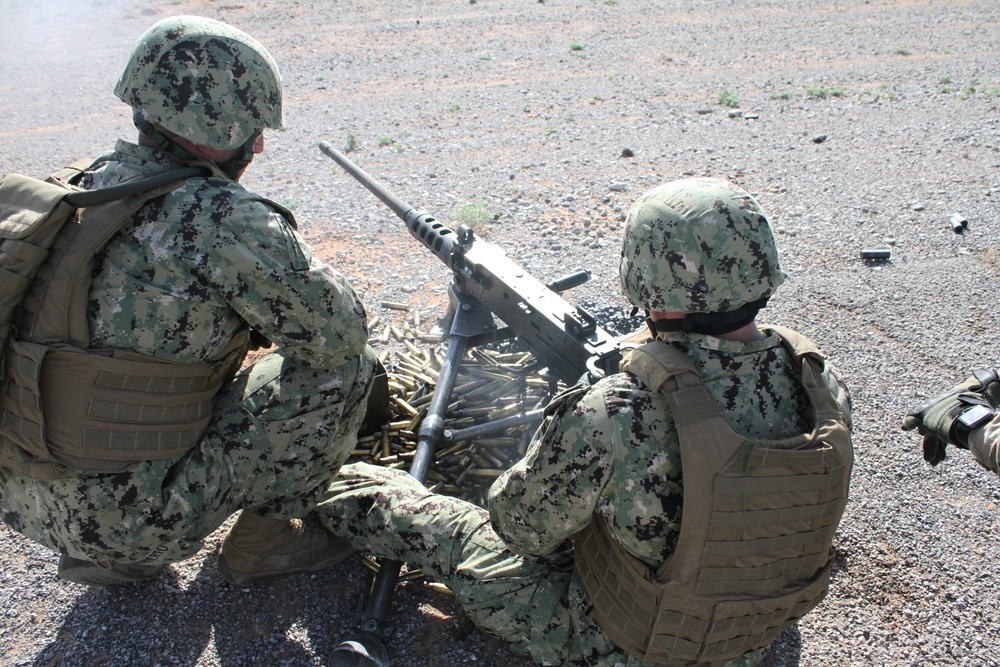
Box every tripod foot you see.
[329,631,389,667]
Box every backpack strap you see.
[63,166,208,208]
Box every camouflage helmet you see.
[619,177,785,314]
[115,15,282,150]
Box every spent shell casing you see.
[425,582,453,596]
[380,301,410,311]
[468,468,507,477]
[950,212,968,232]
[381,425,391,458]
[406,405,427,431]
[394,374,416,391]
[860,249,891,260]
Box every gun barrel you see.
[318,141,411,219]
[319,140,621,382]
[320,141,462,271]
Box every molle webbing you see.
[0,161,244,479]
[574,326,853,666]
[1,332,247,477]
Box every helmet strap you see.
[647,297,769,337]
[217,131,262,180]
[134,111,200,163]
[133,111,259,180]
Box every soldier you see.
[320,178,854,666]
[0,16,376,586]
[902,370,1000,474]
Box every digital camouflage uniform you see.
[320,177,852,665]
[966,413,1000,475]
[0,17,375,567]
[319,329,851,667]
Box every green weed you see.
[805,86,847,99]
[717,88,740,108]
[450,198,496,228]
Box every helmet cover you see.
[619,178,785,313]
[115,15,282,150]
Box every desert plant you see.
[805,86,847,99]
[717,88,740,108]
[450,198,496,228]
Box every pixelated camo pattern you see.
[318,328,850,666]
[2,347,375,565]
[85,140,369,367]
[490,329,850,567]
[114,15,282,149]
[321,462,765,667]
[0,140,374,565]
[619,178,786,313]
[970,412,1000,475]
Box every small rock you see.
[728,109,744,118]
[608,183,627,192]
[620,147,634,157]
[812,134,828,144]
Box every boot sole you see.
[58,555,162,586]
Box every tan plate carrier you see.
[574,326,853,666]
[0,161,246,480]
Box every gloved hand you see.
[902,370,1000,465]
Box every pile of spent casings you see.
[353,303,562,508]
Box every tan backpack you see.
[0,161,249,480]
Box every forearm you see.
[968,412,1000,475]
[488,384,604,556]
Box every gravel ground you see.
[2,1,1000,666]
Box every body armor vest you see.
[0,161,247,480]
[573,326,853,666]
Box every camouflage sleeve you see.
[820,358,853,431]
[488,383,611,557]
[968,412,1000,476]
[213,201,369,367]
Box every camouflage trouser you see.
[0,346,376,566]
[317,462,765,667]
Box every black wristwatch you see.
[952,404,996,448]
